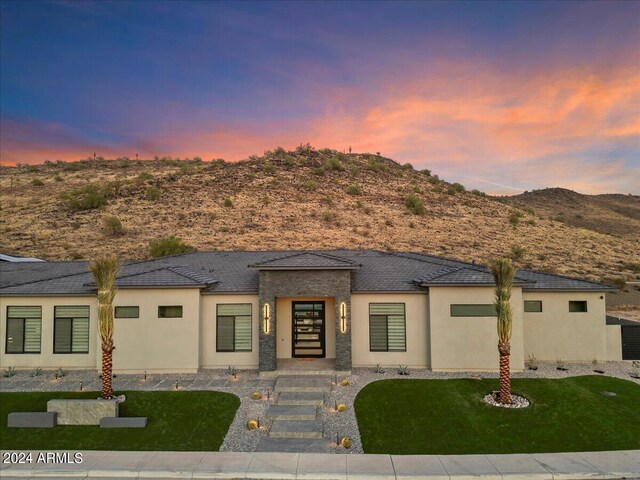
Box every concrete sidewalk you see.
[1,450,639,479]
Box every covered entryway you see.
[292,301,325,357]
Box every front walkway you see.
[1,449,639,479]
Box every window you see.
[158,306,182,318]
[54,306,89,354]
[569,301,587,313]
[369,303,406,352]
[115,306,139,318]
[216,304,252,352]
[6,306,41,354]
[450,304,497,317]
[524,300,543,313]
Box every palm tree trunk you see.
[498,342,512,404]
[101,339,114,399]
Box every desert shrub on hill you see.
[148,235,194,258]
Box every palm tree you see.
[90,256,120,400]
[491,257,514,405]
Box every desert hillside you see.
[1,146,638,286]
[502,188,640,240]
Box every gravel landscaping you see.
[2,360,639,454]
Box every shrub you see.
[323,157,344,171]
[347,185,362,195]
[31,178,44,186]
[404,194,426,215]
[313,167,325,176]
[355,200,363,208]
[145,186,161,201]
[524,206,535,215]
[452,182,466,193]
[509,211,523,226]
[138,171,153,182]
[54,175,63,182]
[420,168,432,176]
[322,211,336,223]
[432,184,443,193]
[63,162,83,172]
[401,162,414,171]
[511,245,525,261]
[304,180,318,191]
[61,184,108,211]
[103,215,125,236]
[284,155,296,166]
[526,219,537,226]
[264,163,276,173]
[622,262,640,273]
[148,236,194,258]
[117,157,131,168]
[223,197,233,208]
[471,189,486,197]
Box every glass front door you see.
[292,301,325,358]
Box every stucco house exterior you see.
[0,249,623,373]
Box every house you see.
[0,249,624,373]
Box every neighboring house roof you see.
[0,249,615,295]
[0,253,45,262]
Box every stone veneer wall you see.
[258,270,352,371]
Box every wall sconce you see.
[263,303,271,334]
[339,302,347,333]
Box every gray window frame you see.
[368,303,406,352]
[569,300,588,313]
[450,304,497,317]
[5,306,42,354]
[53,306,90,354]
[158,305,183,318]
[216,304,252,353]
[524,300,543,313]
[114,306,140,318]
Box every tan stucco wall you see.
[0,296,98,370]
[200,294,260,369]
[112,288,201,373]
[606,325,623,361]
[351,293,429,367]
[522,291,607,362]
[276,297,336,359]
[429,286,525,371]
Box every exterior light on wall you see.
[340,302,347,333]
[263,303,271,334]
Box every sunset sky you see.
[1,1,638,194]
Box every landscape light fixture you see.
[263,303,271,334]
[340,302,347,333]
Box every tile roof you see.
[249,252,361,270]
[0,249,615,295]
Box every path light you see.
[267,389,270,400]
[262,303,270,334]
[339,302,347,333]
[143,371,147,381]
[174,380,179,390]
[79,381,83,391]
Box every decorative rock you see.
[340,379,350,386]
[8,412,57,428]
[336,403,347,412]
[600,391,617,397]
[251,391,262,400]
[483,393,530,408]
[47,399,119,425]
[100,417,147,428]
[340,436,352,448]
[247,419,259,430]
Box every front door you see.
[292,301,325,358]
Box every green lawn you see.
[1,391,240,451]
[354,376,640,455]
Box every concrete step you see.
[274,376,332,393]
[269,419,323,439]
[267,404,317,420]
[255,436,331,453]
[278,391,325,406]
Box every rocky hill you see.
[501,188,640,240]
[1,146,638,285]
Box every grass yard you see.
[354,376,640,455]
[1,391,240,451]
